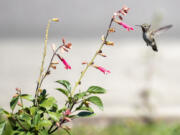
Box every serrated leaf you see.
[21,94,34,101]
[56,80,71,91]
[87,86,106,94]
[40,97,56,110]
[77,111,94,117]
[10,96,19,111]
[0,121,6,135]
[56,88,69,97]
[48,112,61,122]
[87,96,103,110]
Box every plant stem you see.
[12,116,28,131]
[19,91,24,109]
[38,45,62,89]
[71,18,114,96]
[34,19,51,106]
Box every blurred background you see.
[1,0,180,134]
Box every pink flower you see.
[64,109,71,116]
[117,21,134,31]
[57,55,71,70]
[113,6,134,31]
[95,66,111,74]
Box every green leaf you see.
[0,108,9,116]
[27,132,35,135]
[74,92,87,100]
[0,121,6,135]
[87,96,103,110]
[30,107,38,116]
[38,119,52,129]
[87,86,106,94]
[48,112,61,122]
[56,80,71,91]
[63,128,71,135]
[39,130,48,135]
[33,112,40,126]
[39,97,56,110]
[21,94,34,101]
[10,96,19,111]
[77,111,94,117]
[58,107,67,113]
[0,108,3,114]
[56,88,69,97]
[76,105,94,112]
[19,113,32,126]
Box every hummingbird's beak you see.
[135,25,141,27]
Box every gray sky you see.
[0,0,179,38]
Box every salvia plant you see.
[0,6,133,135]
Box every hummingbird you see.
[136,23,173,52]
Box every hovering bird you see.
[136,24,173,52]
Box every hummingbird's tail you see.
[152,44,158,52]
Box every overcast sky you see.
[0,0,179,38]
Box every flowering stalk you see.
[35,18,59,106]
[71,6,133,96]
[38,45,62,89]
[71,18,114,96]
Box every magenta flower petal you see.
[60,57,71,70]
[96,66,111,74]
[118,22,134,31]
[64,109,71,116]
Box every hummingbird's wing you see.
[151,25,173,36]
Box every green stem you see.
[19,91,24,109]
[38,45,62,89]
[34,19,51,106]
[71,18,114,96]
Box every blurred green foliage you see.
[55,122,180,135]
[2,113,180,135]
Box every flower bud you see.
[51,18,59,22]
[98,53,107,57]
[65,43,72,49]
[82,62,88,65]
[101,35,105,41]
[105,41,114,46]
[64,109,71,116]
[50,64,56,69]
[109,28,116,33]
[62,38,65,44]
[64,117,71,122]
[38,88,43,93]
[13,93,19,98]
[16,88,21,92]
[56,122,60,127]
[84,101,90,107]
[51,44,57,52]
[51,61,59,65]
[17,101,23,107]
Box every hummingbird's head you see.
[141,23,151,32]
[135,23,151,32]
